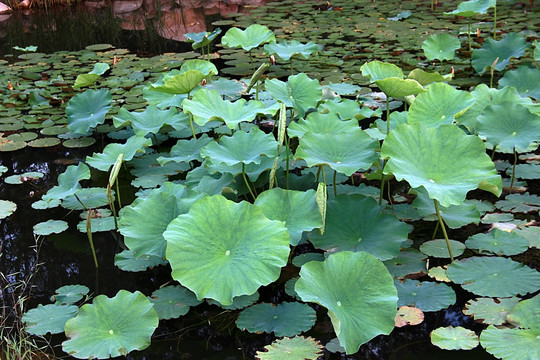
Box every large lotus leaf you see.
[236,302,316,337]
[422,34,461,61]
[318,98,378,121]
[204,154,278,182]
[395,279,456,312]
[221,24,275,51]
[375,78,425,98]
[472,33,528,75]
[464,297,520,325]
[407,69,446,86]
[445,0,496,16]
[295,251,398,354]
[119,183,206,258]
[41,163,90,203]
[254,188,323,246]
[360,61,404,81]
[446,256,540,297]
[63,290,159,359]
[411,187,480,228]
[86,136,152,172]
[23,304,78,335]
[256,336,323,360]
[263,40,318,61]
[163,195,290,305]
[499,66,540,101]
[287,111,357,139]
[179,59,218,76]
[381,123,502,207]
[182,88,270,129]
[157,134,213,165]
[294,129,378,176]
[150,70,205,95]
[66,89,112,135]
[465,229,530,256]
[477,102,540,153]
[309,194,408,261]
[407,82,475,127]
[113,106,185,136]
[149,285,202,320]
[265,73,322,118]
[200,127,277,167]
[431,326,479,350]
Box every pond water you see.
[1,0,538,359]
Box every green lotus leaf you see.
[63,290,159,359]
[375,78,426,98]
[221,24,275,51]
[472,33,528,75]
[182,88,271,129]
[395,279,456,312]
[62,187,110,210]
[200,127,277,167]
[0,165,7,176]
[179,59,218,76]
[464,297,520,325]
[143,86,187,109]
[294,129,378,176]
[33,219,69,236]
[204,154,277,182]
[256,336,323,360]
[383,249,427,279]
[381,123,502,207]
[204,78,246,100]
[534,40,540,61]
[422,34,461,61]
[51,285,90,305]
[292,253,324,268]
[477,102,540,153]
[388,10,412,21]
[445,0,496,16]
[119,183,206,258]
[157,134,213,165]
[511,163,540,180]
[495,193,540,213]
[86,135,152,172]
[323,83,362,97]
[43,165,90,204]
[237,302,316,337]
[407,82,475,127]
[113,106,185,136]
[295,251,398,354]
[287,111,358,139]
[23,304,78,336]
[77,216,116,233]
[446,256,540,297]
[419,239,466,258]
[360,61,404,81]
[74,62,110,88]
[207,292,260,310]
[515,226,540,248]
[66,89,112,135]
[149,285,202,320]
[254,188,323,246]
[407,69,446,86]
[465,229,530,256]
[411,187,480,228]
[14,45,38,52]
[114,250,167,272]
[150,69,206,95]
[309,194,408,260]
[265,73,322,118]
[499,66,540,100]
[318,98,377,121]
[184,28,222,50]
[163,195,290,305]
[263,40,318,61]
[431,326,479,350]
[0,200,17,219]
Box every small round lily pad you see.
[28,137,61,148]
[431,326,479,350]
[33,219,69,236]
[51,285,90,305]
[394,306,424,327]
[22,304,79,336]
[419,239,465,258]
[0,200,17,219]
[63,137,97,148]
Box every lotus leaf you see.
[375,78,425,98]
[495,193,540,213]
[221,24,275,51]
[164,195,290,305]
[446,256,540,297]
[113,106,185,136]
[431,326,479,350]
[254,188,323,246]
[498,66,540,100]
[360,61,404,81]
[388,10,412,21]
[149,285,202,320]
[0,199,17,219]
[157,134,213,165]
[477,102,540,153]
[150,69,205,95]
[265,73,322,118]
[294,129,378,177]
[464,297,520,325]
[66,89,112,135]
[381,123,502,207]
[62,187,110,210]
[114,250,167,272]
[255,336,323,360]
[445,0,496,16]
[395,279,456,312]
[287,111,357,139]
[63,290,159,359]
[318,98,378,121]
[407,82,475,127]
[419,239,466,258]
[384,249,427,279]
[394,306,424,327]
[407,69,446,86]
[263,40,318,61]
[465,229,530,256]
[207,292,260,310]
[324,83,362,96]
[295,251,397,354]
[182,88,272,129]
[422,34,461,61]
[23,304,78,336]
[74,62,110,88]
[33,219,69,236]
[86,135,151,172]
[51,285,90,305]
[472,33,528,75]
[515,226,540,248]
[179,59,218,76]
[237,302,316,337]
[184,28,222,50]
[292,253,324,268]
[204,78,246,100]
[5,171,43,185]
[77,216,115,233]
[511,163,540,180]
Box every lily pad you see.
[394,306,424,327]
[465,229,530,256]
[499,66,540,100]
[287,111,358,139]
[419,239,466,258]
[463,297,520,325]
[149,285,202,320]
[114,250,167,272]
[395,279,456,312]
[360,61,403,81]
[51,285,90,305]
[0,200,17,219]
[113,106,186,136]
[66,89,112,135]
[264,40,318,61]
[255,336,323,360]
[383,249,427,279]
[4,171,44,184]
[472,33,528,75]
[431,326,479,350]
[221,24,275,51]
[33,219,69,236]
[86,135,152,172]
[23,304,78,336]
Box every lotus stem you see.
[86,210,99,269]
[242,163,257,202]
[290,58,294,75]
[350,174,355,186]
[109,194,118,231]
[432,221,440,239]
[249,49,255,72]
[491,144,498,160]
[320,165,326,185]
[116,181,122,208]
[188,112,198,140]
[467,18,472,53]
[434,199,454,261]
[510,147,517,192]
[490,57,499,88]
[333,170,337,197]
[493,4,497,40]
[379,160,387,208]
[386,96,390,135]
[74,193,88,211]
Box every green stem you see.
[320,165,326,185]
[379,160,386,208]
[249,49,254,72]
[491,144,498,160]
[493,4,497,40]
[386,96,390,135]
[333,170,337,198]
[115,180,122,209]
[86,210,99,269]
[74,193,88,211]
[188,112,197,140]
[242,163,257,202]
[510,147,517,192]
[467,18,472,53]
[434,199,454,261]
[350,174,355,186]
[431,221,439,239]
[290,58,294,75]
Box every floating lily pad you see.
[255,336,323,360]
[149,285,202,320]
[463,297,520,325]
[395,279,456,312]
[431,326,479,350]
[51,285,90,305]
[0,140,26,151]
[5,171,44,184]
[511,163,540,180]
[23,304,78,336]
[114,250,167,272]
[495,193,540,213]
[0,200,16,219]
[465,229,530,256]
[419,239,466,258]
[77,216,116,233]
[383,249,427,279]
[27,137,61,148]
[499,66,540,100]
[62,137,96,148]
[62,188,110,210]
[395,306,424,327]
[33,219,69,236]
[207,292,260,310]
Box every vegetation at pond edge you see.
[0,0,539,359]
